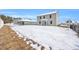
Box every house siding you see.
[37,12,58,26]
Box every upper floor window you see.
[40,16,41,19]
[50,14,52,18]
[43,16,45,19]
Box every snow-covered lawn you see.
[11,25,79,50]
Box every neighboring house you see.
[58,23,69,28]
[37,11,58,26]
[59,20,74,28]
[13,18,37,25]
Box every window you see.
[43,16,45,19]
[50,14,52,18]
[40,16,41,19]
[39,21,41,24]
[50,21,52,24]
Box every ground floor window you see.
[39,21,41,24]
[50,21,52,24]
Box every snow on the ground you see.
[11,25,79,50]
[0,19,4,29]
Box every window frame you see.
[40,16,42,19]
[50,21,52,24]
[49,14,52,19]
[43,16,45,19]
[39,21,41,24]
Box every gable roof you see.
[37,11,57,16]
[17,19,37,22]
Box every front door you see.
[42,21,46,26]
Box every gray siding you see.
[37,13,58,26]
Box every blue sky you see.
[0,9,79,22]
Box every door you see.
[42,21,46,26]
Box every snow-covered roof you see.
[37,11,57,16]
[17,19,37,22]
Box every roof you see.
[37,11,57,16]
[17,19,37,22]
